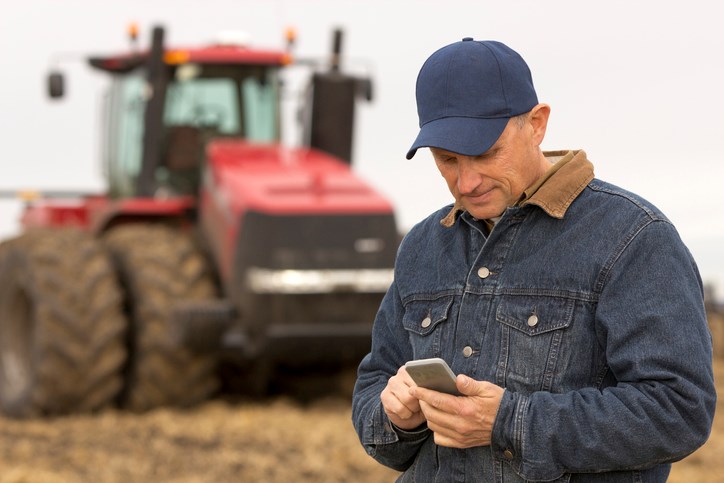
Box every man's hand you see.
[381,366,427,430]
[410,374,505,448]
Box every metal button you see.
[477,266,490,279]
[421,316,432,328]
[462,346,473,358]
[527,314,539,327]
[503,449,514,460]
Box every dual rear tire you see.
[0,229,126,417]
[0,225,218,417]
[104,224,219,411]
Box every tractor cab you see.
[85,34,289,199]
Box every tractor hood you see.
[204,140,394,215]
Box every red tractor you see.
[0,25,398,417]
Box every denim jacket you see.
[352,150,716,482]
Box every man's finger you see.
[410,386,459,412]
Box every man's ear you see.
[528,103,551,146]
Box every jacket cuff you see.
[365,400,429,445]
[364,400,400,446]
[491,390,529,468]
[392,421,431,440]
[361,400,431,470]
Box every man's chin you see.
[462,204,504,221]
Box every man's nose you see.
[456,157,481,195]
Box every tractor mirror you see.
[47,71,65,99]
[356,77,373,102]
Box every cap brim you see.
[406,116,509,160]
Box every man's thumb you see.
[456,374,482,396]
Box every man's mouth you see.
[464,187,494,203]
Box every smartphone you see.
[405,357,461,395]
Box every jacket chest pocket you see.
[496,295,575,392]
[402,295,455,359]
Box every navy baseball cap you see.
[406,38,538,159]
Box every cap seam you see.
[480,41,510,117]
[443,47,455,119]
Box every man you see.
[352,38,716,482]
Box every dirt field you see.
[0,360,721,482]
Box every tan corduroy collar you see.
[440,150,595,228]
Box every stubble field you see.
[0,356,721,482]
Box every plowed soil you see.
[0,360,721,482]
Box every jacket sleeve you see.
[491,218,717,481]
[351,280,432,471]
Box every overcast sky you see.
[2,0,723,299]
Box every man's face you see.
[431,113,548,220]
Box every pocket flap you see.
[496,295,574,336]
[402,296,455,336]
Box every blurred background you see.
[1,0,723,301]
[1,3,722,482]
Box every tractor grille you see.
[233,211,399,272]
[231,211,398,329]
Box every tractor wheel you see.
[0,229,127,417]
[104,224,219,411]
